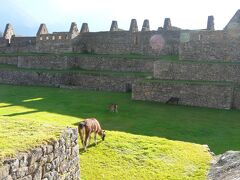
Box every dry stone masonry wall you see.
[0,55,154,72]
[154,61,240,84]
[0,69,139,92]
[0,128,80,180]
[132,81,234,109]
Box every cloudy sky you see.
[0,0,239,36]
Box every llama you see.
[78,118,105,150]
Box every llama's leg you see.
[94,132,97,145]
[78,126,85,149]
[84,131,91,150]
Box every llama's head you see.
[101,130,106,141]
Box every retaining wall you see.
[233,88,240,110]
[70,56,154,72]
[153,61,240,84]
[0,56,18,65]
[17,56,69,70]
[0,55,154,72]
[132,81,234,109]
[0,128,80,180]
[0,69,139,92]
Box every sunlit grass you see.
[0,84,239,179]
[80,131,211,180]
[22,97,44,102]
[0,117,63,160]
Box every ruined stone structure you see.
[141,19,150,32]
[110,21,119,32]
[163,18,172,31]
[0,128,80,180]
[3,23,15,44]
[0,10,240,110]
[207,16,215,30]
[0,10,239,59]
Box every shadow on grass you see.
[0,104,15,108]
[79,141,103,154]
[3,110,40,117]
[0,84,239,154]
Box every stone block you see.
[28,148,43,165]
[4,159,19,174]
[17,153,29,168]
[0,164,10,178]
[16,167,28,178]
[32,166,42,180]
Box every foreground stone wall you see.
[0,69,139,92]
[208,151,240,180]
[0,128,80,180]
[154,61,240,84]
[132,81,234,109]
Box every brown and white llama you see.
[78,118,105,150]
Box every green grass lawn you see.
[0,84,239,179]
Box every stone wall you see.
[0,55,154,72]
[0,37,36,53]
[208,151,240,180]
[232,87,240,110]
[36,34,73,53]
[0,56,18,65]
[0,128,80,180]
[17,55,69,70]
[132,81,234,109]
[153,61,240,84]
[179,30,240,61]
[0,69,139,92]
[70,56,154,72]
[73,31,180,56]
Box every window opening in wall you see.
[40,37,43,40]
[46,36,49,40]
[66,35,68,39]
[52,36,55,40]
[198,34,202,41]
[59,36,62,40]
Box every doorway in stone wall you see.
[125,83,132,92]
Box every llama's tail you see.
[78,122,86,148]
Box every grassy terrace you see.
[0,52,178,61]
[143,79,235,86]
[1,52,240,63]
[0,84,240,179]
